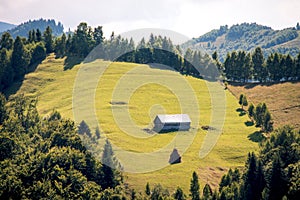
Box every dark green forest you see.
[184,22,300,61]
[0,21,299,199]
[0,19,64,38]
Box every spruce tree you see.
[203,183,213,200]
[267,155,286,200]
[248,103,255,119]
[242,152,258,200]
[190,171,200,200]
[78,120,91,137]
[43,26,53,53]
[145,182,151,196]
[174,186,185,200]
[101,139,120,189]
[0,32,14,50]
[252,47,264,81]
[0,93,6,124]
[11,36,29,79]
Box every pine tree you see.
[242,95,248,110]
[54,33,66,57]
[11,36,30,79]
[248,103,255,119]
[36,29,42,42]
[252,47,264,81]
[263,110,273,132]
[0,32,14,50]
[190,171,200,200]
[101,139,120,189]
[78,120,91,137]
[43,26,53,53]
[145,182,151,195]
[0,49,13,89]
[0,93,6,124]
[267,155,286,200]
[174,186,186,200]
[203,183,213,200]
[239,94,248,110]
[31,43,46,64]
[296,53,300,80]
[94,26,104,46]
[242,152,258,200]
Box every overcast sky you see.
[1,0,299,38]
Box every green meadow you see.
[13,54,260,193]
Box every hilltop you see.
[0,18,64,38]
[183,22,300,60]
[0,21,16,32]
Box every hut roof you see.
[156,114,191,123]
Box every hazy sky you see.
[1,0,299,38]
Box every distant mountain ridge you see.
[183,22,300,61]
[0,21,16,32]
[0,18,64,38]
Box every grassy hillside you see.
[228,82,300,129]
[11,54,260,193]
[183,23,300,60]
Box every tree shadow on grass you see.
[64,56,84,70]
[248,131,265,143]
[236,108,246,116]
[4,60,41,97]
[244,121,254,127]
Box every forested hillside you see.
[0,19,64,38]
[0,21,16,32]
[183,22,300,61]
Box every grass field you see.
[228,82,300,129]
[10,54,260,193]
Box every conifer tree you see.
[190,171,200,200]
[11,36,30,79]
[174,186,186,200]
[145,182,151,196]
[203,183,213,200]
[43,26,53,53]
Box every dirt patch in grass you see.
[198,167,228,189]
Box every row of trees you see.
[223,47,300,82]
[238,94,273,132]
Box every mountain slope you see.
[9,54,259,192]
[1,18,64,38]
[0,21,16,32]
[183,22,300,60]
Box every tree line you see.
[0,22,221,93]
[222,47,300,82]
[239,94,273,133]
[2,21,300,94]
